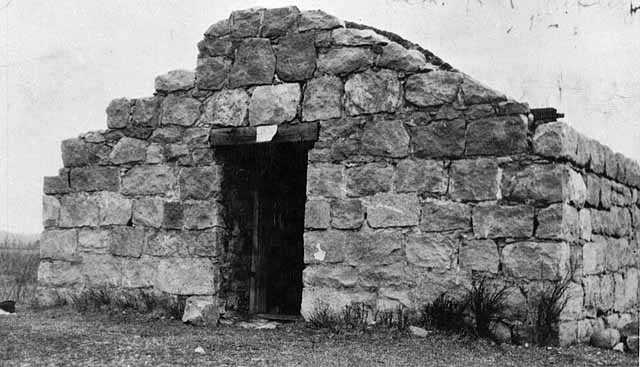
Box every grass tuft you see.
[69,287,186,319]
[467,278,511,338]
[420,293,469,333]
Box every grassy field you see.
[0,234,39,305]
[0,308,636,366]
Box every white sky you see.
[1,0,639,234]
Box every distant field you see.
[0,234,39,305]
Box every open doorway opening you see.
[218,141,310,317]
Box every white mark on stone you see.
[256,125,278,142]
[313,243,326,261]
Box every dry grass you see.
[0,237,39,306]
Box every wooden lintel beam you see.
[210,122,319,146]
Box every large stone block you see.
[132,96,161,127]
[204,18,230,38]
[96,192,132,225]
[303,265,358,288]
[409,119,466,158]
[78,228,110,254]
[460,76,506,105]
[109,226,145,258]
[149,126,183,144]
[109,137,147,164]
[306,164,344,198]
[395,159,448,194]
[154,70,195,92]
[44,174,71,194]
[583,238,606,275]
[317,47,374,75]
[345,163,393,197]
[298,10,343,31]
[449,158,500,201]
[249,83,300,126]
[377,41,429,72]
[331,28,389,46]
[145,230,221,258]
[303,230,348,264]
[43,195,60,228]
[202,89,249,128]
[229,38,275,87]
[330,199,364,229]
[622,268,639,309]
[122,165,177,195]
[533,122,578,161]
[405,71,462,107]
[37,261,82,287]
[106,98,131,129]
[121,256,158,288]
[472,204,534,238]
[183,201,224,229]
[410,269,471,305]
[229,8,263,37]
[195,56,229,90]
[459,239,499,273]
[605,237,631,272]
[501,241,570,280]
[182,295,220,326]
[360,119,409,158]
[406,231,457,269]
[301,75,343,122]
[420,199,470,232]
[81,254,123,287]
[59,193,100,227]
[155,258,218,295]
[502,164,585,205]
[179,166,222,200]
[61,138,99,167]
[70,166,120,192]
[357,262,413,289]
[275,33,315,81]
[261,6,299,37]
[466,116,528,156]
[559,282,584,321]
[364,193,420,228]
[535,204,579,241]
[300,287,375,319]
[344,69,401,116]
[40,229,78,261]
[160,95,201,127]
[345,230,404,266]
[585,174,601,207]
[305,199,330,229]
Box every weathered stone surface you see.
[122,165,177,195]
[409,119,466,158]
[533,122,578,160]
[583,237,606,275]
[37,261,81,287]
[459,239,499,273]
[155,70,195,92]
[109,137,147,164]
[464,104,495,120]
[365,193,420,228]
[300,287,375,319]
[106,98,131,129]
[466,116,528,156]
[377,42,429,72]
[330,199,364,229]
[40,229,78,261]
[195,56,229,90]
[182,295,220,326]
[344,69,401,116]
[230,8,263,38]
[44,175,71,194]
[361,119,409,158]
[275,33,315,81]
[332,28,388,46]
[109,226,145,258]
[306,164,344,198]
[59,193,99,227]
[249,83,300,126]
[77,228,110,254]
[96,192,132,225]
[149,126,183,144]
[160,95,201,127]
[395,159,448,194]
[317,47,374,75]
[303,230,348,264]
[262,6,299,37]
[406,231,457,269]
[345,230,404,266]
[179,166,222,200]
[421,200,470,232]
[183,201,223,229]
[201,89,249,127]
[622,268,639,310]
[472,204,534,238]
[145,230,221,258]
[590,328,621,349]
[155,258,217,295]
[305,200,330,229]
[162,203,184,229]
[410,269,472,305]
[449,159,500,201]
[121,256,158,288]
[229,38,275,87]
[346,163,393,196]
[204,17,230,37]
[502,164,585,205]
[461,76,506,105]
[43,195,60,228]
[502,241,570,280]
[559,282,584,321]
[81,254,123,286]
[536,204,579,241]
[585,174,601,207]
[405,71,462,107]
[131,96,161,127]
[61,138,99,167]
[298,10,343,31]
[197,37,233,58]
[302,75,343,122]
[605,237,632,272]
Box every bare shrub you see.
[0,239,40,305]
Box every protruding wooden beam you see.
[210,122,319,146]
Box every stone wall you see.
[38,7,638,344]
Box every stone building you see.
[39,7,639,344]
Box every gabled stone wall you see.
[38,7,639,345]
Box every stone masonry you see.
[39,7,639,345]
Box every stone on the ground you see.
[613,342,625,352]
[590,328,621,349]
[409,325,429,337]
[194,346,206,354]
[489,321,512,343]
[182,296,220,327]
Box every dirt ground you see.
[0,308,637,366]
